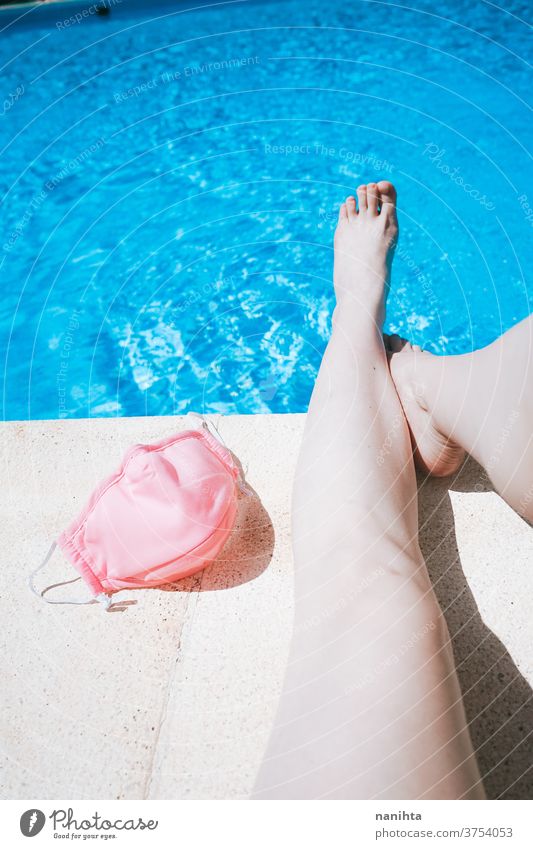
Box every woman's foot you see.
[332,181,462,478]
[333,181,398,329]
[386,335,465,477]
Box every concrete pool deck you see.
[1,414,532,800]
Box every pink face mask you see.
[30,419,245,610]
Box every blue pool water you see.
[1,0,531,419]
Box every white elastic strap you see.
[188,411,228,448]
[237,477,254,497]
[188,411,253,496]
[28,542,112,609]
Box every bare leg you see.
[253,182,484,800]
[389,317,533,521]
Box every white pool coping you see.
[1,413,532,799]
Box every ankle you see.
[332,304,385,343]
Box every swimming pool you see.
[1,0,531,419]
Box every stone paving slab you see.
[1,414,531,799]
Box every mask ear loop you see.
[188,411,228,447]
[188,411,254,496]
[28,542,112,610]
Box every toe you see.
[356,184,367,213]
[345,196,357,220]
[367,182,379,215]
[377,180,397,213]
[338,202,348,222]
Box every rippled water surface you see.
[1,0,531,418]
